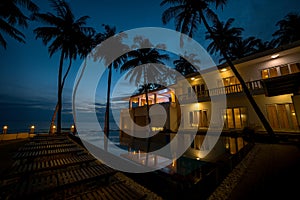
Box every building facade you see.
[119,42,300,140]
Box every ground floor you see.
[180,93,300,132]
[120,93,300,134]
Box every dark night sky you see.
[0,0,300,131]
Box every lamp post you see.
[3,126,8,134]
[51,125,56,134]
[70,125,76,135]
[30,125,35,134]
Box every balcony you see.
[261,72,300,97]
[178,80,264,102]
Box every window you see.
[192,84,206,96]
[223,76,239,86]
[269,67,278,78]
[290,63,300,73]
[289,104,299,130]
[266,103,299,130]
[224,107,247,129]
[262,69,269,79]
[280,65,289,76]
[189,110,209,127]
[261,62,300,79]
[189,111,197,126]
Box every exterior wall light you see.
[271,54,279,59]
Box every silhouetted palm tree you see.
[92,25,129,150]
[256,39,276,52]
[54,32,97,133]
[33,0,95,134]
[0,0,39,48]
[173,56,198,76]
[161,0,275,137]
[227,36,261,61]
[205,17,243,62]
[272,13,300,47]
[120,37,169,154]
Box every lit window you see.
[262,69,269,79]
[290,63,300,73]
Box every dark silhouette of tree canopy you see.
[205,17,243,62]
[120,37,170,154]
[33,0,95,134]
[161,0,275,138]
[173,56,198,76]
[272,12,300,47]
[205,17,275,63]
[227,36,261,61]
[0,0,39,48]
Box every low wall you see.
[0,133,35,141]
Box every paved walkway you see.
[0,135,162,200]
[208,142,300,200]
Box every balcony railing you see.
[261,72,300,96]
[178,80,264,102]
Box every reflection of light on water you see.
[79,130,121,145]
[121,151,171,168]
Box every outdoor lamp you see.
[30,125,35,134]
[70,125,75,133]
[3,125,8,134]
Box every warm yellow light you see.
[53,125,56,129]
[225,143,230,149]
[292,112,296,116]
[271,54,279,59]
[71,125,75,129]
[31,125,35,129]
[191,77,195,80]
[196,157,200,160]
[221,68,227,72]
[172,159,176,167]
[3,126,8,130]
[265,75,269,78]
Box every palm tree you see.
[53,32,97,134]
[173,56,198,76]
[205,17,243,62]
[92,25,129,150]
[161,0,275,138]
[33,0,95,134]
[227,36,261,61]
[120,37,170,154]
[272,13,300,47]
[0,0,39,48]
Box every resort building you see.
[119,41,300,147]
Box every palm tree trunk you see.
[145,84,151,146]
[199,11,275,138]
[143,66,152,165]
[49,104,58,134]
[57,51,64,134]
[104,64,112,151]
[72,59,87,129]
[50,58,72,134]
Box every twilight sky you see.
[0,0,300,131]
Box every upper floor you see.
[175,43,300,102]
[125,42,300,109]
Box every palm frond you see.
[0,18,25,42]
[0,33,7,48]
